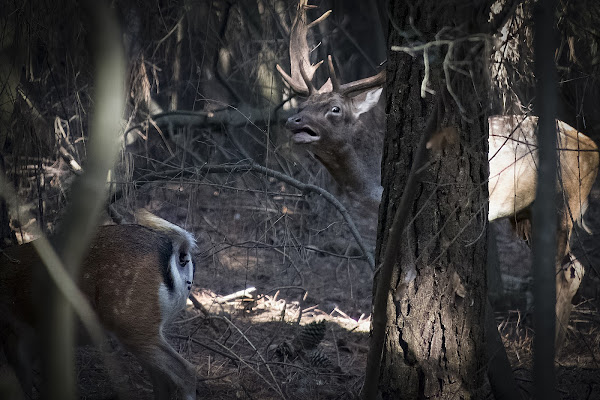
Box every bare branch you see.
[136,161,376,270]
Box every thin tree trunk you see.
[532,0,558,398]
[0,154,16,248]
[170,16,185,111]
[0,13,23,154]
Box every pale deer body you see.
[0,210,197,399]
[279,1,599,346]
[488,116,598,344]
[489,116,598,249]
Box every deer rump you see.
[0,215,197,399]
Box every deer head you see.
[277,0,386,207]
[0,210,197,399]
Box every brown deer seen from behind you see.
[279,1,599,347]
[0,210,198,399]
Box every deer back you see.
[488,115,599,227]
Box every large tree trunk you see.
[376,2,490,398]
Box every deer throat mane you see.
[315,145,382,201]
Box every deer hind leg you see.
[555,255,584,348]
[125,335,196,400]
[554,210,580,348]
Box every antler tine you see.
[277,0,332,96]
[299,63,316,95]
[307,9,332,29]
[276,64,309,96]
[339,69,386,97]
[327,55,340,92]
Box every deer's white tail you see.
[135,209,197,255]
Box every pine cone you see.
[271,340,297,360]
[306,348,332,369]
[292,320,326,350]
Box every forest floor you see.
[498,182,600,400]
[5,153,600,399]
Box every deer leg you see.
[126,335,196,400]
[555,255,584,348]
[554,213,579,349]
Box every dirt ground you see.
[85,174,600,399]
[3,149,600,399]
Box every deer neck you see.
[316,140,382,206]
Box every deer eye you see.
[331,106,341,113]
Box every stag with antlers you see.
[277,0,386,219]
[278,0,599,348]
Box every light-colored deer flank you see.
[278,1,599,346]
[0,210,197,400]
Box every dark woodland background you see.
[1,0,600,398]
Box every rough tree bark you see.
[375,2,490,398]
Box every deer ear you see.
[351,87,383,117]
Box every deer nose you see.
[286,115,302,128]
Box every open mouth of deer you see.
[291,127,320,144]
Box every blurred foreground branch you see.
[34,0,126,398]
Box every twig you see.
[303,245,365,259]
[392,34,487,116]
[487,0,522,36]
[107,204,126,224]
[181,325,287,398]
[171,334,238,363]
[217,287,257,303]
[334,21,378,71]
[213,316,285,398]
[199,163,375,269]
[141,160,376,269]
[54,117,83,175]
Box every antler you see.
[327,55,340,92]
[277,0,386,97]
[276,0,331,96]
[339,69,386,96]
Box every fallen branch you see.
[124,106,296,140]
[217,287,257,303]
[188,292,210,316]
